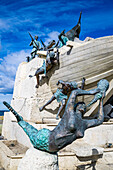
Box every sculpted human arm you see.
[86,99,104,128]
[75,88,100,96]
[65,88,100,111]
[29,40,33,46]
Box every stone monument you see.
[1,33,113,169]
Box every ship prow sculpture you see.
[36,35,113,117]
[1,11,113,170]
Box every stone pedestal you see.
[18,148,59,170]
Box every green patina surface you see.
[87,79,109,107]
[59,35,68,47]
[18,121,50,152]
[54,88,68,103]
[41,60,46,75]
[32,40,41,52]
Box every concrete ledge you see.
[0,140,28,170]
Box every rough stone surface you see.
[18,147,58,170]
[82,124,113,146]
[0,140,25,170]
[11,58,59,122]
[2,112,16,140]
[69,142,104,157]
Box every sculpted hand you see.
[39,106,44,112]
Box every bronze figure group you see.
[3,12,110,154]
[3,79,109,153]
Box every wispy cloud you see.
[0,50,30,94]
[44,31,59,45]
[0,93,12,110]
[0,0,113,109]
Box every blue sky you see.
[0,0,113,110]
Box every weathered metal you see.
[3,79,109,153]
[65,11,82,41]
[32,49,59,87]
[39,78,85,119]
[29,32,41,60]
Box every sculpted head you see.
[35,35,38,40]
[70,81,78,90]
[97,79,109,93]
[74,102,86,117]
[87,79,109,107]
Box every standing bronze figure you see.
[3,79,109,153]
[29,33,41,60]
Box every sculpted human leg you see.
[56,99,66,119]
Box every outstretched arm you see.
[86,99,104,128]
[29,40,33,46]
[65,88,100,112]
[76,88,100,95]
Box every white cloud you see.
[0,35,1,50]
[0,19,10,31]
[44,31,59,45]
[0,50,30,94]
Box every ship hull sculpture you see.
[29,11,83,87]
[3,79,109,153]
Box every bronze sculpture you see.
[58,30,69,48]
[58,11,82,47]
[29,33,41,60]
[39,78,85,119]
[40,39,59,51]
[29,49,59,88]
[3,79,109,153]
[65,11,82,41]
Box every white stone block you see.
[18,148,59,170]
[2,112,16,140]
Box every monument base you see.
[18,148,59,170]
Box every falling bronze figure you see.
[58,30,69,48]
[39,78,85,119]
[3,79,109,153]
[40,39,59,51]
[29,49,59,88]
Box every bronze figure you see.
[40,39,59,51]
[39,78,85,119]
[66,11,82,41]
[29,33,41,60]
[29,49,59,88]
[58,30,69,48]
[3,79,108,153]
